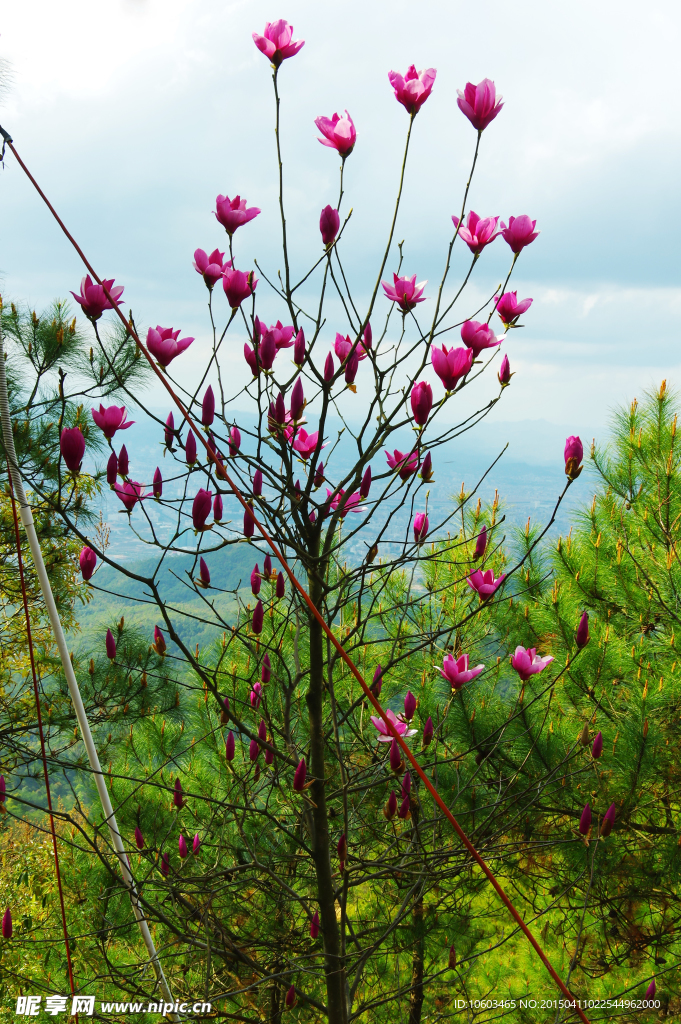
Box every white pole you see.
[0,326,178,1015]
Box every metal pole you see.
[0,323,177,1015]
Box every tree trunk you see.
[307,565,347,1024]
[407,895,425,1024]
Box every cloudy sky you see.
[1,0,680,450]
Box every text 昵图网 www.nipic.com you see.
[15,996,212,1015]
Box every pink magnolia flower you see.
[250,682,263,710]
[164,412,175,450]
[91,404,134,439]
[293,758,307,791]
[439,653,484,690]
[244,505,256,538]
[153,622,167,655]
[252,600,264,635]
[285,986,297,1010]
[202,386,215,426]
[410,381,433,426]
[457,79,503,131]
[105,628,116,660]
[498,354,512,386]
[214,195,261,235]
[510,645,555,681]
[564,435,583,480]
[178,835,188,859]
[431,344,473,391]
[500,215,539,253]
[576,611,590,649]
[146,326,194,367]
[495,291,533,325]
[645,979,656,1000]
[578,803,592,835]
[193,248,228,289]
[225,731,235,762]
[294,328,306,365]
[461,320,502,358]
[326,488,363,517]
[474,525,488,560]
[310,910,319,938]
[185,430,197,466]
[134,827,144,850]
[420,451,433,482]
[60,427,86,473]
[386,449,420,480]
[223,267,258,309]
[213,493,223,521]
[70,275,124,320]
[413,513,429,544]
[79,546,97,581]
[244,332,276,375]
[106,451,118,486]
[173,778,184,809]
[290,378,305,421]
[160,852,170,877]
[388,65,437,115]
[370,708,418,744]
[382,273,427,313]
[360,466,371,498]
[224,426,238,458]
[293,428,324,461]
[452,211,501,255]
[256,318,295,350]
[315,111,357,156]
[252,20,304,66]
[2,908,12,939]
[334,333,368,363]
[115,480,145,512]
[117,445,129,477]
[192,488,213,531]
[320,206,340,247]
[467,568,506,598]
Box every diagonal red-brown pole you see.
[4,134,590,1023]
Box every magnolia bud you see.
[576,611,589,648]
[384,791,397,820]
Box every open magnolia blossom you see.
[467,568,506,597]
[439,653,484,690]
[511,646,555,681]
[370,708,418,743]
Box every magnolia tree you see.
[0,18,622,1023]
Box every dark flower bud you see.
[473,525,487,560]
[600,802,616,837]
[578,802,591,835]
[360,465,372,498]
[384,791,397,820]
[107,451,118,486]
